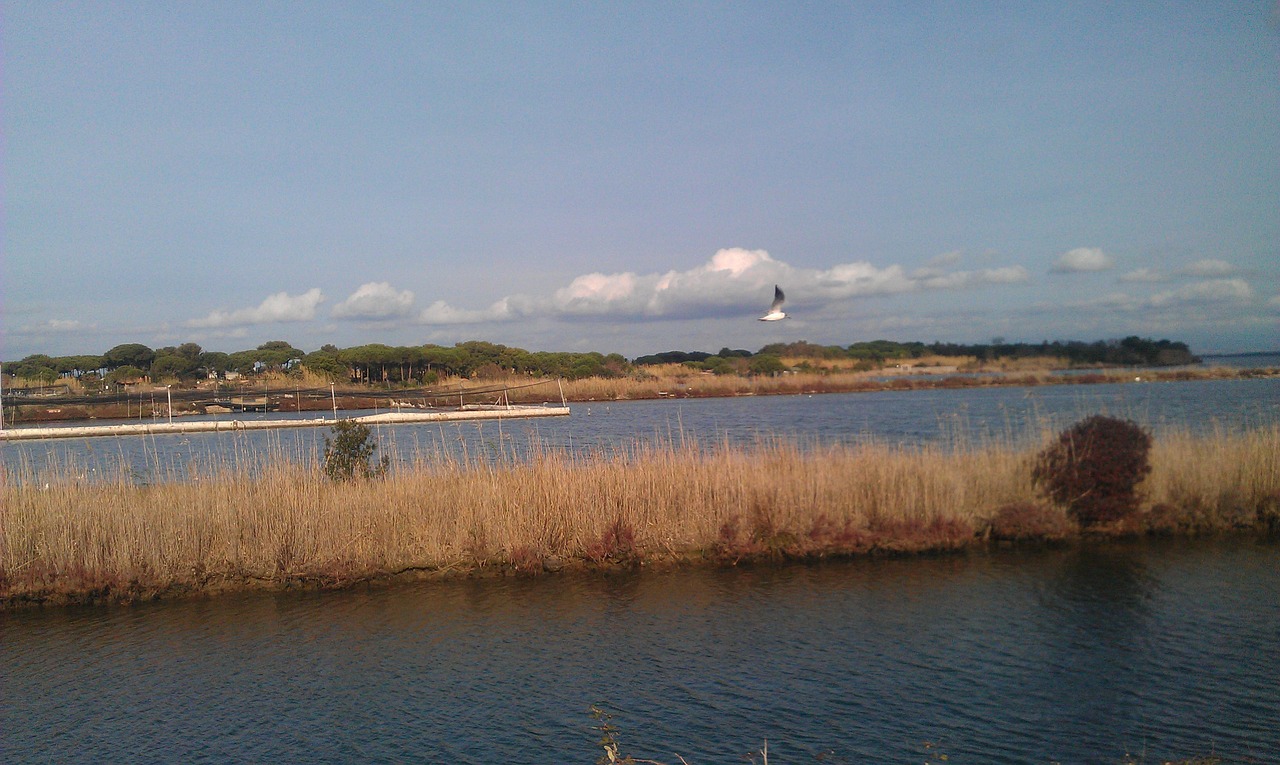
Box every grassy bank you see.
[2,424,1278,607]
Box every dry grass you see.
[545,363,1267,404]
[2,424,1277,607]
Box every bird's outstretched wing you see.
[769,285,785,313]
[758,285,788,320]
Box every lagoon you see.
[4,376,1280,483]
[2,537,1276,763]
[3,376,1278,762]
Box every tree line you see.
[2,340,630,386]
[744,337,1197,367]
[3,335,1197,387]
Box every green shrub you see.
[1033,415,1151,527]
[322,419,389,481]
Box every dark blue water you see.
[5,377,1279,483]
[3,537,1277,763]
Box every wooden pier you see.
[0,404,570,442]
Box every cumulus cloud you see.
[186,288,325,328]
[332,282,416,319]
[1180,259,1236,277]
[417,247,1030,326]
[1050,247,1114,273]
[1150,279,1254,308]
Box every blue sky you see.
[5,1,1278,360]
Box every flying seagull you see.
[758,285,787,321]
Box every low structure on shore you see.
[0,404,570,441]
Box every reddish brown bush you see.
[989,502,1073,541]
[585,517,640,564]
[1032,415,1152,528]
[508,545,544,575]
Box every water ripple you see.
[3,539,1279,763]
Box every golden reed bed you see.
[2,424,1278,607]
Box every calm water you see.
[3,538,1277,763]
[4,376,1280,482]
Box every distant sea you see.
[1198,352,1280,368]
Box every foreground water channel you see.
[3,538,1277,763]
[3,376,1279,762]
[4,376,1279,482]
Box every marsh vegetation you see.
[3,417,1276,607]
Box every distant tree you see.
[104,343,156,370]
[602,353,629,376]
[704,356,742,376]
[53,355,106,375]
[9,355,59,383]
[199,351,232,376]
[748,354,786,376]
[105,365,146,385]
[302,350,345,380]
[151,353,199,381]
[633,350,713,366]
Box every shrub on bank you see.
[988,502,1074,541]
[1032,415,1152,528]
[322,420,389,481]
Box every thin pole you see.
[0,362,5,431]
[330,382,338,420]
[166,385,173,424]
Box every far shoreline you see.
[3,357,1276,429]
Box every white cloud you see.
[1047,292,1146,314]
[913,266,1030,290]
[1050,247,1114,273]
[417,247,1030,326]
[38,319,88,332]
[1150,279,1254,308]
[418,298,515,325]
[1119,267,1168,283]
[332,282,415,319]
[1180,259,1236,277]
[186,288,325,328]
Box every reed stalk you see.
[2,424,1277,606]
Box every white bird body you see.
[758,285,787,321]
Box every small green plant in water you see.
[322,419,389,481]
